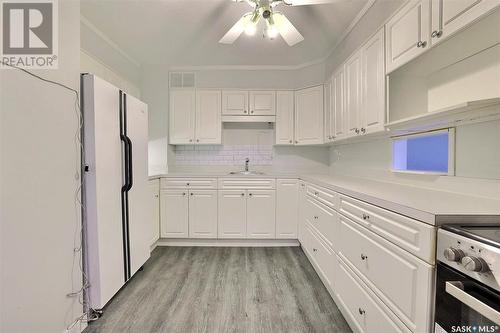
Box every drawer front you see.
[161,177,217,189]
[339,216,434,333]
[305,197,339,252]
[218,178,276,190]
[336,255,411,333]
[339,195,436,264]
[306,183,339,209]
[303,223,336,291]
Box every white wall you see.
[0,2,84,332]
[80,16,142,98]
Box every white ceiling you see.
[81,0,369,67]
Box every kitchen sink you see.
[228,171,265,175]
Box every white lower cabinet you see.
[338,215,433,333]
[160,190,189,238]
[188,190,218,238]
[149,179,160,245]
[247,190,276,239]
[218,190,247,238]
[218,189,276,239]
[336,255,412,333]
[303,223,336,291]
[276,179,299,239]
[297,181,307,243]
[160,188,217,239]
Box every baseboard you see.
[156,238,300,247]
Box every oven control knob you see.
[461,256,489,272]
[444,248,465,262]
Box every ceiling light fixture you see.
[244,11,260,36]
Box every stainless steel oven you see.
[435,225,500,333]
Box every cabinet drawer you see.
[218,178,276,190]
[303,223,336,291]
[305,197,339,252]
[336,255,411,333]
[339,195,436,264]
[339,216,433,333]
[306,183,339,209]
[161,177,217,190]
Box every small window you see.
[392,129,455,175]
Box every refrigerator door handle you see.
[125,136,133,191]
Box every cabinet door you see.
[298,181,307,243]
[247,190,276,239]
[294,86,324,145]
[276,179,299,239]
[431,0,499,45]
[386,0,430,73]
[218,190,247,238]
[188,190,217,239]
[249,91,276,116]
[345,51,362,137]
[332,67,346,139]
[169,89,195,144]
[361,28,386,134]
[222,90,248,115]
[195,90,221,144]
[149,180,160,245]
[160,190,188,238]
[275,91,295,145]
[324,79,333,142]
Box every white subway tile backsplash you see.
[173,144,274,166]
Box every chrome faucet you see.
[245,158,250,172]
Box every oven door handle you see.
[446,281,500,325]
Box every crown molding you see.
[80,15,141,68]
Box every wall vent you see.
[169,72,196,88]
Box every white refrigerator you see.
[82,74,151,311]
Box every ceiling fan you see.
[219,0,338,46]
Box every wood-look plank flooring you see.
[84,246,352,333]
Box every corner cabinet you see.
[294,85,324,145]
[275,91,295,145]
[169,89,221,145]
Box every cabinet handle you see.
[362,213,370,220]
[241,193,245,196]
[314,216,318,220]
[250,110,254,114]
[189,139,193,142]
[361,254,368,260]
[295,140,298,144]
[244,110,248,114]
[190,192,194,196]
[354,128,360,134]
[431,30,443,38]
[358,308,366,315]
[314,191,319,196]
[155,194,159,198]
[186,183,190,186]
[360,128,366,134]
[196,139,200,143]
[249,193,253,197]
[417,40,427,48]
[313,248,318,252]
[182,192,186,196]
[289,140,293,143]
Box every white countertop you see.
[150,172,500,225]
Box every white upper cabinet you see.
[345,50,362,137]
[332,67,346,139]
[195,90,221,144]
[169,89,196,144]
[222,90,249,115]
[275,91,295,145]
[249,91,276,116]
[431,0,500,45]
[386,0,430,73]
[294,85,324,145]
[324,79,333,142]
[361,28,386,134]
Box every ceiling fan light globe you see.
[267,26,279,38]
[244,24,257,36]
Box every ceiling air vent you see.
[169,72,196,88]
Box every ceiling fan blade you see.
[282,0,338,5]
[273,13,304,46]
[219,14,250,44]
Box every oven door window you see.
[436,263,500,332]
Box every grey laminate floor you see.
[84,246,351,333]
